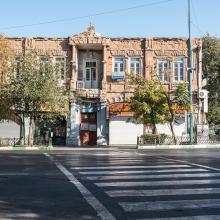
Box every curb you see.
[137,144,220,150]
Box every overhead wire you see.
[191,0,204,36]
[0,0,177,31]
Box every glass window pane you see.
[120,63,124,72]
[86,69,90,80]
[114,63,118,72]
[92,68,96,81]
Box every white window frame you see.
[83,59,98,89]
[112,57,125,74]
[173,56,184,82]
[54,56,66,83]
[157,59,169,82]
[129,57,141,76]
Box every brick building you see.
[7,25,206,146]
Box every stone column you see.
[66,102,80,146]
[70,44,77,90]
[97,101,107,145]
[23,114,30,145]
[102,45,107,91]
[144,39,154,80]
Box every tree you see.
[6,50,68,145]
[128,76,190,143]
[0,34,15,121]
[128,78,170,134]
[202,35,220,126]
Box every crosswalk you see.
[70,155,220,220]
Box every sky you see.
[0,0,219,38]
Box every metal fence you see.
[0,138,20,146]
[138,133,220,145]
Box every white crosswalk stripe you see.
[87,172,216,180]
[106,187,220,197]
[120,199,220,212]
[73,156,220,219]
[137,215,220,220]
[95,179,220,187]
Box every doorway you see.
[84,61,98,89]
[80,112,97,145]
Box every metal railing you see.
[138,133,220,145]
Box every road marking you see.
[120,199,220,212]
[80,168,206,175]
[160,156,220,172]
[95,179,220,187]
[44,153,116,220]
[137,215,220,220]
[87,172,220,180]
[106,187,220,197]
[79,169,208,175]
[74,164,188,170]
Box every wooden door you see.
[80,113,97,146]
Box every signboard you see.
[112,73,125,79]
[109,103,133,117]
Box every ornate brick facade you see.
[7,26,205,146]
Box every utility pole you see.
[188,0,193,144]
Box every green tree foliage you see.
[128,76,190,143]
[0,35,15,121]
[129,78,170,134]
[202,35,220,125]
[4,50,68,145]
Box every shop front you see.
[108,103,143,145]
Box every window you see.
[113,57,124,73]
[157,59,169,82]
[40,56,50,76]
[130,57,141,76]
[174,57,184,81]
[14,57,21,78]
[55,57,66,80]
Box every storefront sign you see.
[109,103,133,117]
[172,103,191,112]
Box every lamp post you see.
[188,0,193,144]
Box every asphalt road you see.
[1,148,220,219]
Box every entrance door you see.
[85,61,98,89]
[80,113,97,145]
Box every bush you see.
[139,133,168,145]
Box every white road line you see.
[160,156,220,172]
[43,153,116,220]
[74,164,186,170]
[120,199,220,212]
[87,172,220,180]
[137,215,220,220]
[95,179,220,187]
[106,187,220,197]
[80,168,207,175]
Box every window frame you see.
[112,56,125,74]
[129,56,141,77]
[173,56,185,82]
[54,56,66,82]
[157,59,169,82]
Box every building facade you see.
[7,26,206,146]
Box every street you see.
[1,149,220,219]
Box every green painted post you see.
[188,0,193,144]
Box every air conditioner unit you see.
[198,90,206,99]
[76,81,84,89]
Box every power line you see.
[0,0,176,31]
[191,0,204,36]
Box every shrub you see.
[140,133,168,145]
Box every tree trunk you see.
[28,115,35,146]
[152,122,157,134]
[170,119,177,144]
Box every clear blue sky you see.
[0,0,219,38]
